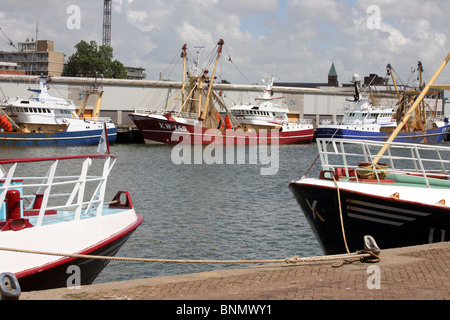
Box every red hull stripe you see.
[14,214,143,279]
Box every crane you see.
[103,0,112,47]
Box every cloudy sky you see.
[1,0,449,86]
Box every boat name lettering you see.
[159,123,187,131]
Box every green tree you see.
[63,40,127,79]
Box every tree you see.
[63,40,127,79]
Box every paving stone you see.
[20,242,450,301]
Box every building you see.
[126,66,146,80]
[0,39,65,76]
[327,63,339,87]
[0,62,25,75]
[364,73,387,86]
[274,63,339,89]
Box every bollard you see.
[6,189,22,220]
[0,273,21,300]
[364,235,381,255]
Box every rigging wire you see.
[0,27,18,51]
[223,45,255,87]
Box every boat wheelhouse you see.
[290,52,450,255]
[0,77,117,147]
[129,40,314,145]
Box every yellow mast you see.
[418,61,424,89]
[374,52,450,164]
[386,64,400,100]
[417,61,426,123]
[181,44,187,107]
[200,39,224,121]
[78,75,103,119]
[196,77,203,119]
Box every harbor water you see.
[1,143,326,284]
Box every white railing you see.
[134,109,199,120]
[0,155,116,227]
[294,119,313,125]
[316,138,450,187]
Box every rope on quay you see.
[0,247,379,265]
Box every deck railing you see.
[0,155,116,227]
[316,138,450,187]
[134,109,199,120]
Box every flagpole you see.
[104,122,110,155]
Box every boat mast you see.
[374,52,450,164]
[417,61,426,123]
[418,61,424,90]
[200,39,224,122]
[386,64,400,100]
[181,44,187,107]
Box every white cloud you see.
[380,23,411,52]
[0,0,449,85]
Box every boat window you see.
[20,101,29,104]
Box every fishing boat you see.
[289,53,450,255]
[0,154,143,291]
[316,64,450,144]
[0,76,117,147]
[129,40,314,145]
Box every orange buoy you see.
[0,115,13,132]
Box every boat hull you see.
[289,180,450,255]
[1,212,143,292]
[316,124,450,144]
[0,128,117,147]
[14,215,142,292]
[129,114,314,145]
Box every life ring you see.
[62,119,67,124]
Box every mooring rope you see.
[333,177,351,254]
[0,246,378,265]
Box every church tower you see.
[328,63,338,87]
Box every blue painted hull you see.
[316,124,450,144]
[0,128,117,147]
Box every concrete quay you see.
[20,241,450,301]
